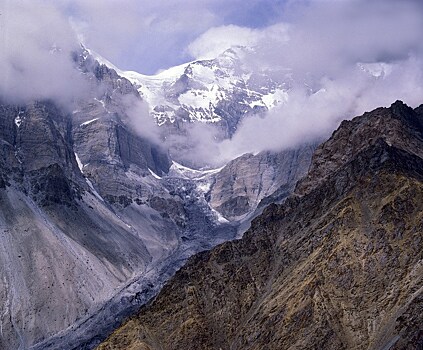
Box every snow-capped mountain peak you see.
[91,46,289,133]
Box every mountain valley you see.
[0,48,314,350]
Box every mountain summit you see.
[91,46,289,137]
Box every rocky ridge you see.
[98,101,423,350]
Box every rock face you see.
[98,101,423,350]
[0,97,178,350]
[209,145,316,220]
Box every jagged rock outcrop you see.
[296,100,423,195]
[209,144,316,220]
[98,101,423,350]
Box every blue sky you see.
[64,0,289,74]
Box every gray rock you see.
[209,145,316,220]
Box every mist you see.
[123,95,162,144]
[171,0,423,167]
[0,1,88,106]
[61,0,283,74]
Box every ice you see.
[148,168,162,180]
[80,118,99,127]
[74,152,84,172]
[85,178,104,202]
[14,111,24,128]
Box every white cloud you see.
[2,0,423,167]
[217,55,423,163]
[0,0,88,105]
[187,23,289,60]
[175,0,423,166]
[61,0,224,74]
[187,25,260,60]
[62,0,287,73]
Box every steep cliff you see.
[209,144,316,220]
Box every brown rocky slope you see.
[98,101,423,350]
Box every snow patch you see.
[75,152,104,201]
[94,98,106,109]
[14,150,22,164]
[197,181,211,193]
[86,48,123,75]
[80,118,99,127]
[88,46,289,127]
[262,89,289,108]
[211,208,230,223]
[86,178,104,202]
[14,111,24,128]
[358,62,393,78]
[248,100,266,108]
[170,161,223,180]
[74,153,84,172]
[148,168,162,180]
